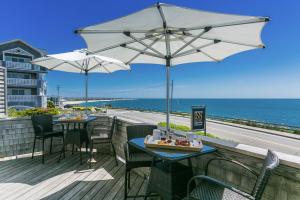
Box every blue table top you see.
[128,137,216,162]
[53,116,97,124]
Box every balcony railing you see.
[7,95,38,102]
[5,61,32,70]
[1,61,46,72]
[7,78,37,87]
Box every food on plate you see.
[175,139,190,147]
[158,140,169,145]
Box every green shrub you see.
[8,107,60,118]
[72,106,94,111]
[158,122,218,139]
[47,100,55,108]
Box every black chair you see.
[89,116,118,168]
[59,123,90,165]
[186,150,279,200]
[31,114,64,164]
[124,125,157,199]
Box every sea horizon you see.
[81,98,300,128]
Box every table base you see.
[147,161,194,200]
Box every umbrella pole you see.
[166,63,170,134]
[85,71,88,113]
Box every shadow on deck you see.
[0,152,153,200]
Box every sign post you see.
[191,106,206,136]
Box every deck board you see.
[0,153,152,200]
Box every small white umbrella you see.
[76,3,269,131]
[32,49,130,106]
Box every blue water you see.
[83,99,300,127]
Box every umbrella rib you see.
[172,35,220,62]
[88,57,105,72]
[174,17,269,32]
[126,35,164,64]
[76,29,150,34]
[93,57,112,73]
[49,61,66,70]
[200,36,265,48]
[171,27,210,57]
[156,3,171,60]
[123,32,165,57]
[174,32,264,48]
[87,33,161,55]
[96,55,129,70]
[200,50,220,62]
[156,3,167,28]
[65,61,84,71]
[120,44,164,59]
[94,56,129,73]
[31,56,53,64]
[173,41,218,58]
[101,65,112,74]
[107,61,129,70]
[74,60,84,70]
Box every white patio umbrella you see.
[75,3,269,131]
[32,49,130,106]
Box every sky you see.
[1,0,300,98]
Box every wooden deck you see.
[0,152,153,200]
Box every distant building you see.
[0,66,7,116]
[0,39,47,109]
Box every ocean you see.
[83,99,300,127]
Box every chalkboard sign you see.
[191,106,206,134]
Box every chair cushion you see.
[129,153,153,162]
[126,153,153,169]
[43,131,63,138]
[188,180,249,200]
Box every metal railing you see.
[1,61,46,72]
[5,61,32,70]
[7,95,38,102]
[7,78,37,87]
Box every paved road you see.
[107,109,300,156]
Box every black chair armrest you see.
[187,175,255,200]
[205,157,259,177]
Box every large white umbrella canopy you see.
[76,3,269,131]
[32,49,130,105]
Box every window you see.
[19,90,25,95]
[9,89,29,95]
[5,56,12,61]
[7,72,32,79]
[4,54,32,63]
[12,89,18,95]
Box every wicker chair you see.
[89,116,118,168]
[31,114,64,164]
[186,150,279,200]
[124,125,157,199]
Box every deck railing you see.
[7,78,37,87]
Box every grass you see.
[158,122,218,139]
[220,118,300,135]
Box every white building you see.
[0,39,47,109]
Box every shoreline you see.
[62,98,135,106]
[106,107,300,135]
[62,99,110,105]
